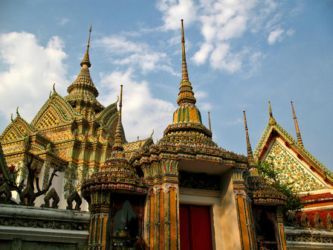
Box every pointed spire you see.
[66,25,99,104]
[243,111,254,164]
[181,19,189,82]
[268,101,273,117]
[291,101,304,147]
[80,25,92,68]
[112,84,124,151]
[177,19,196,105]
[208,111,212,131]
[268,101,276,125]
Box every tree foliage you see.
[256,160,303,212]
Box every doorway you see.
[180,204,213,250]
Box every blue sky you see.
[0,0,332,168]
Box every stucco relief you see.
[264,140,325,192]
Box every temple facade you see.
[0,20,333,250]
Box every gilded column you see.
[233,168,257,250]
[276,207,287,250]
[87,191,110,250]
[144,159,179,250]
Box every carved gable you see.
[263,139,328,193]
[32,93,78,130]
[1,117,36,143]
[96,101,118,130]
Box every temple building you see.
[0,20,333,250]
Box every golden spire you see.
[243,111,254,164]
[80,25,92,68]
[112,84,124,151]
[291,101,304,147]
[268,100,276,125]
[208,111,212,131]
[177,19,196,105]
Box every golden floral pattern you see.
[265,140,326,192]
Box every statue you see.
[3,155,59,206]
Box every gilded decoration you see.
[264,140,326,192]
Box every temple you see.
[0,20,333,250]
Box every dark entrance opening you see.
[180,204,213,250]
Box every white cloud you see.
[0,32,68,123]
[157,0,293,74]
[58,17,70,26]
[99,69,175,141]
[97,35,177,75]
[267,27,294,45]
[157,0,197,30]
[267,27,284,45]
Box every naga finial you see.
[53,83,57,93]
[150,129,154,138]
[16,107,20,117]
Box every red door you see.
[180,204,213,250]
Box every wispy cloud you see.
[0,32,68,123]
[97,35,177,75]
[267,27,294,45]
[157,0,294,74]
[57,17,70,26]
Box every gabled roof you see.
[95,101,118,130]
[31,91,81,130]
[123,137,153,152]
[0,115,37,143]
[0,144,10,181]
[254,116,333,185]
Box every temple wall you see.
[0,204,89,250]
[219,172,242,250]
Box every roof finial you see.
[291,101,304,147]
[208,111,212,132]
[268,100,273,117]
[177,19,196,105]
[16,107,20,117]
[268,100,276,125]
[243,111,254,164]
[112,84,124,151]
[80,25,92,68]
[181,19,189,82]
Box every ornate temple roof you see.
[65,27,103,113]
[31,90,81,130]
[0,144,10,181]
[247,174,287,206]
[243,110,287,206]
[1,111,38,143]
[82,85,146,197]
[254,102,333,184]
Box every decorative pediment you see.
[255,119,333,192]
[0,116,36,143]
[263,139,328,192]
[32,92,80,130]
[96,101,118,130]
